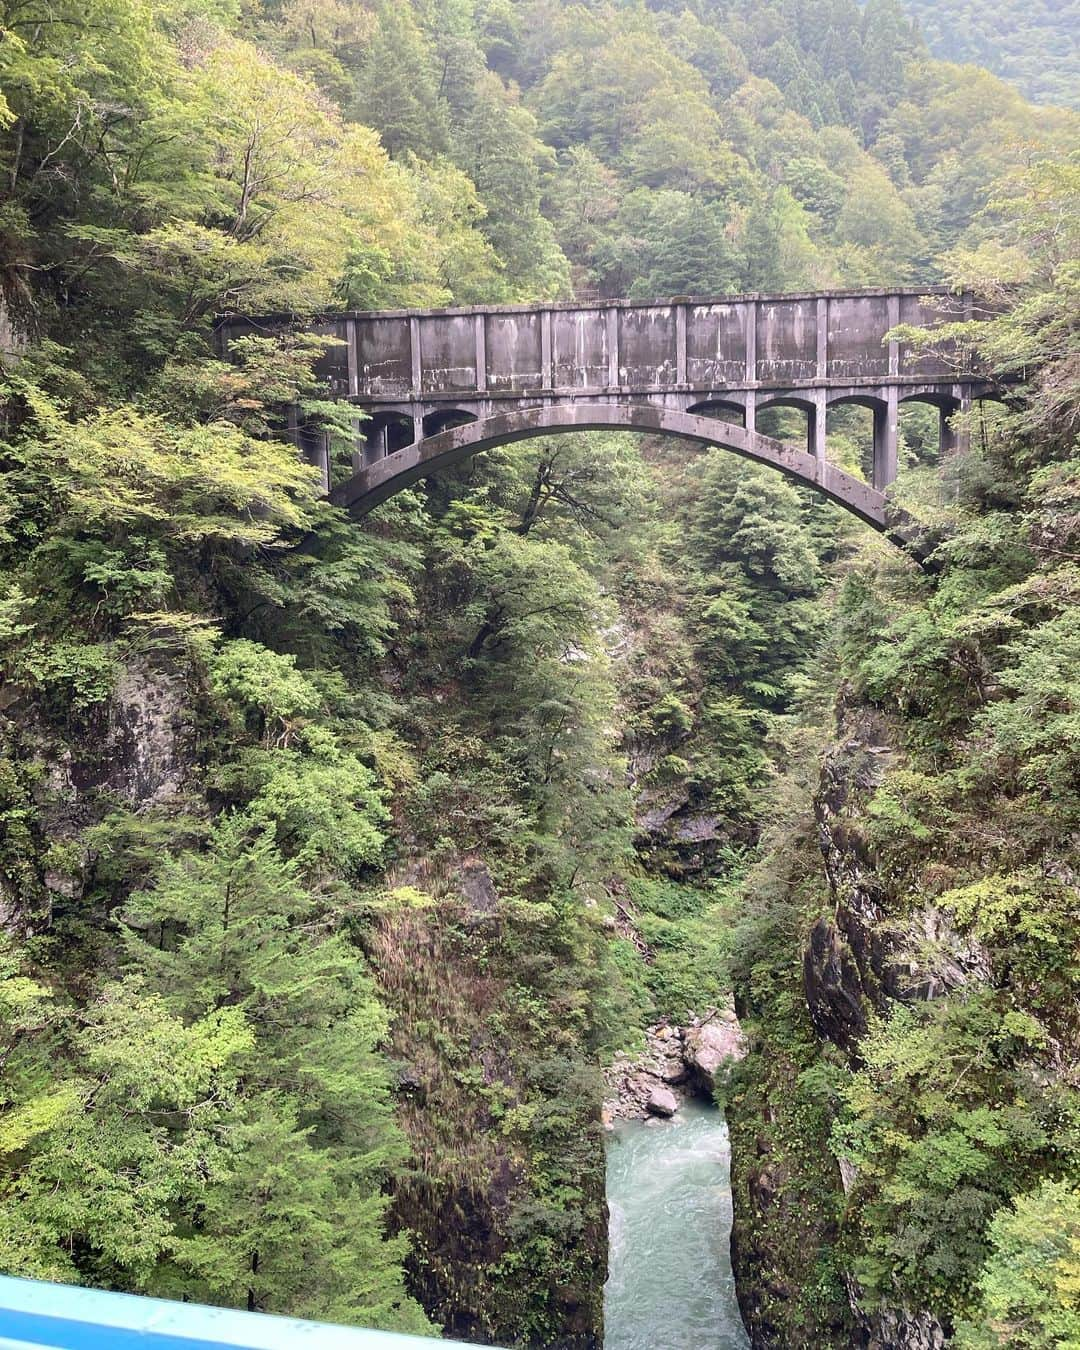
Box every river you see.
[604,1098,750,1349]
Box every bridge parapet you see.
[0,1275,483,1349]
[224,287,977,404]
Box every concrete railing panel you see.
[486,311,543,389]
[619,304,677,387]
[686,302,747,385]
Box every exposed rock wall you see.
[104,660,192,806]
[851,1296,948,1350]
[0,657,194,935]
[0,293,27,365]
[729,702,967,1348]
[805,707,989,1054]
[373,855,608,1348]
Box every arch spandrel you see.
[329,402,889,531]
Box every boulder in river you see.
[684,1015,748,1093]
[646,1085,678,1117]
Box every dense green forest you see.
[889,0,1080,110]
[0,0,1077,1346]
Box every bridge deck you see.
[223,286,978,406]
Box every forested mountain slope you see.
[249,0,1076,298]
[889,0,1080,110]
[0,0,1077,1347]
[724,198,1080,1345]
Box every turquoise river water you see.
[604,1098,750,1349]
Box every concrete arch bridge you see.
[219,288,998,541]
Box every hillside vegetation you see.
[891,0,1080,110]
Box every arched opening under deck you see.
[686,398,748,428]
[422,408,478,440]
[361,410,417,464]
[754,394,820,467]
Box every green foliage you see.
[452,73,570,299]
[625,876,738,1025]
[16,641,117,715]
[833,993,1073,1320]
[0,129,430,1320]
[1,0,1078,1341]
[239,745,389,876]
[350,1,450,158]
[602,189,741,298]
[896,0,1079,108]
[953,1180,1080,1349]
[796,166,1080,1333]
[710,145,1080,1345]
[1,811,431,1325]
[975,607,1080,800]
[0,987,249,1285]
[209,640,323,745]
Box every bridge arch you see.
[225,286,995,559]
[329,401,899,538]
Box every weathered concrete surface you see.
[219,286,997,538]
[329,402,892,530]
[227,287,977,400]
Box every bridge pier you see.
[872,386,899,490]
[350,415,364,472]
[810,390,826,468]
[360,410,416,468]
[361,422,386,468]
[939,403,957,457]
[943,388,973,458]
[288,406,330,492]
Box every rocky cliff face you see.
[104,660,192,807]
[630,748,736,873]
[851,1298,947,1350]
[371,854,608,1349]
[0,656,194,937]
[728,700,987,1348]
[805,706,989,1056]
[800,704,991,1348]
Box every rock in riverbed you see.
[684,1014,748,1093]
[647,1085,679,1117]
[603,1012,748,1123]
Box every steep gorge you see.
[0,0,1077,1344]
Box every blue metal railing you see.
[0,1276,483,1350]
